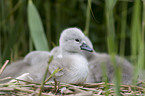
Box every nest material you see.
[0,60,145,95]
[0,80,145,96]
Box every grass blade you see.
[0,60,9,76]
[28,0,49,51]
[130,0,142,84]
[119,2,128,57]
[142,0,145,69]
[105,0,121,95]
[84,0,92,36]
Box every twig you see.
[0,60,9,75]
[0,82,145,95]
[0,87,14,91]
[15,78,40,85]
[0,87,54,95]
[0,77,12,82]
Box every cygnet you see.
[24,51,50,65]
[50,46,62,58]
[0,28,93,84]
[50,28,133,84]
[81,37,133,84]
[49,28,93,84]
[0,51,51,83]
[86,52,133,84]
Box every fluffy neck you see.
[61,49,84,57]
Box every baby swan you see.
[0,28,93,84]
[86,52,133,84]
[49,28,93,84]
[24,51,50,65]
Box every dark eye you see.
[75,39,80,42]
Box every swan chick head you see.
[59,27,93,55]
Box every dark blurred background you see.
[0,0,144,65]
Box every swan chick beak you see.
[80,42,93,52]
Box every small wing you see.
[49,58,64,77]
[24,51,50,65]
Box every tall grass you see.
[142,0,145,70]
[105,0,121,95]
[44,0,52,49]
[84,0,92,36]
[119,2,128,57]
[130,0,142,84]
[1,0,27,64]
[0,0,3,64]
[1,0,141,62]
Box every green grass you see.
[84,0,92,36]
[130,0,143,85]
[28,0,49,51]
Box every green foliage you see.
[131,0,144,85]
[28,0,49,51]
[105,0,121,95]
[1,0,27,64]
[119,2,128,56]
[105,0,117,54]
[84,0,92,36]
